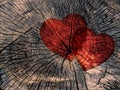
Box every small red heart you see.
[40,14,115,71]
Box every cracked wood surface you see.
[0,0,120,90]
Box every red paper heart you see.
[40,14,115,71]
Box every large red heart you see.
[40,14,115,71]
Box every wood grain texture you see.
[0,0,120,90]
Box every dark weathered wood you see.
[0,0,120,90]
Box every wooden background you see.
[0,0,120,90]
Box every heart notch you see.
[40,14,115,71]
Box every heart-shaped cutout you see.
[40,14,115,71]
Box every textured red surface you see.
[40,14,115,71]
